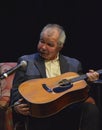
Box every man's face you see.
[37,28,62,60]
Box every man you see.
[10,24,100,130]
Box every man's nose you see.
[42,44,47,49]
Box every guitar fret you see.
[71,74,87,83]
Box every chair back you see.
[0,62,17,130]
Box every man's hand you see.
[14,98,30,116]
[86,69,99,82]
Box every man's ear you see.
[59,46,63,51]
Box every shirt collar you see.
[45,53,59,63]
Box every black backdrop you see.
[0,0,102,71]
[0,0,102,123]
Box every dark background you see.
[0,0,102,71]
[0,0,102,123]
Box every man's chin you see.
[40,54,49,60]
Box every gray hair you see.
[40,24,66,47]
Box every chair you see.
[0,62,17,130]
[0,62,28,130]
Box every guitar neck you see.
[71,69,102,83]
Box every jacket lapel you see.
[59,55,70,74]
[34,55,46,78]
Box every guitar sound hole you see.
[58,79,71,86]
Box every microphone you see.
[0,60,27,80]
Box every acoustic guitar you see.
[18,70,102,118]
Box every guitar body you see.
[19,72,89,118]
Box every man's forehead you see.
[43,28,59,37]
